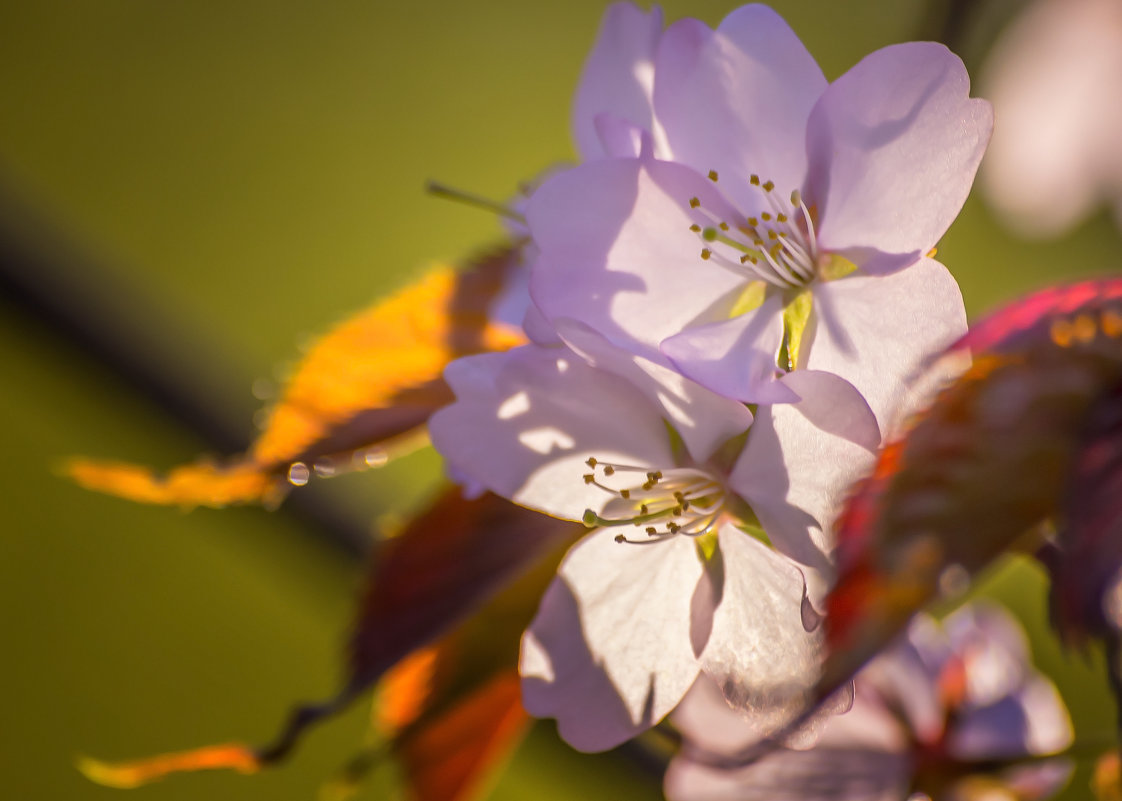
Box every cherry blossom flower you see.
[531,3,989,429]
[666,603,1073,801]
[429,339,878,751]
[982,0,1122,238]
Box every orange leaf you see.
[64,244,526,508]
[76,744,259,788]
[394,672,526,801]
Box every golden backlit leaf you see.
[65,459,279,508]
[75,744,259,788]
[64,245,526,507]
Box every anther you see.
[586,457,598,468]
[750,175,760,186]
[719,222,729,231]
[603,465,615,476]
[776,213,787,223]
[747,217,758,227]
[701,248,712,260]
[615,534,626,543]
[583,474,595,484]
[620,489,630,499]
[689,197,701,208]
[761,212,772,222]
[689,224,701,232]
[762,180,775,192]
[708,170,719,182]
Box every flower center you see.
[580,457,727,543]
[689,172,821,291]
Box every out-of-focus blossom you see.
[666,603,1073,801]
[982,0,1122,238]
[430,340,878,751]
[531,3,988,429]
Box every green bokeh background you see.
[1,1,1117,798]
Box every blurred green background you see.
[1,1,1118,798]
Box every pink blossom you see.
[531,3,989,430]
[429,340,878,750]
[666,604,1073,801]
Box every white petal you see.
[805,258,967,433]
[528,158,746,365]
[730,371,879,608]
[661,293,794,404]
[573,3,667,161]
[430,346,674,520]
[654,6,825,212]
[521,527,702,751]
[556,317,753,462]
[807,43,991,266]
[696,526,824,736]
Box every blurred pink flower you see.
[982,0,1122,237]
[666,603,1073,801]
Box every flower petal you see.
[730,371,879,608]
[429,346,673,520]
[696,526,824,735]
[667,674,908,801]
[556,317,753,462]
[654,5,826,212]
[804,258,967,432]
[573,3,666,161]
[807,42,992,267]
[520,528,702,751]
[527,158,745,364]
[661,293,793,404]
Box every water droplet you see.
[938,563,970,598]
[287,462,310,486]
[801,590,822,632]
[313,460,336,478]
[363,448,388,469]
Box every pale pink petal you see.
[555,318,753,462]
[654,6,825,213]
[593,112,656,159]
[696,526,825,736]
[573,2,666,161]
[730,370,879,608]
[665,746,908,801]
[527,158,745,364]
[948,677,1073,760]
[806,43,992,265]
[429,346,673,520]
[805,258,967,433]
[520,527,702,751]
[860,620,946,745]
[661,293,793,404]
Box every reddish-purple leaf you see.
[823,278,1122,695]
